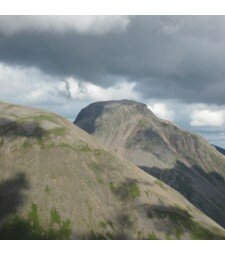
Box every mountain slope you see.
[75,99,225,229]
[0,101,224,240]
[213,145,225,156]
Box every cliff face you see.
[75,99,225,228]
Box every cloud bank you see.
[0,62,138,119]
[148,103,175,121]
[0,16,225,147]
[1,16,225,105]
[0,16,129,35]
[191,109,225,127]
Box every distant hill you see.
[75,99,225,229]
[213,145,225,156]
[1,101,224,239]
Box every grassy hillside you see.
[75,99,225,229]
[0,101,225,239]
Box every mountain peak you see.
[86,99,146,106]
[75,99,225,229]
[74,99,156,134]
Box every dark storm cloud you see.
[1,16,225,105]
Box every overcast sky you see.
[0,16,225,147]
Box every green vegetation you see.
[0,115,67,150]
[89,162,101,172]
[22,140,33,149]
[89,162,104,184]
[99,220,115,231]
[0,203,72,240]
[148,231,158,240]
[0,139,4,146]
[37,137,45,148]
[63,142,103,155]
[99,221,107,228]
[75,143,93,152]
[109,180,140,200]
[190,224,223,240]
[107,220,115,231]
[97,177,104,184]
[51,208,61,225]
[93,148,103,156]
[87,229,108,240]
[34,138,104,156]
[32,114,56,123]
[109,182,115,192]
[46,127,66,137]
[175,228,183,239]
[165,234,171,240]
[138,119,147,128]
[45,185,51,194]
[58,143,74,149]
[145,205,225,240]
[137,230,144,239]
[62,142,102,154]
[28,203,40,231]
[154,179,165,189]
[0,115,104,156]
[129,182,140,199]
[78,143,100,153]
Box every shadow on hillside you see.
[139,160,225,228]
[141,204,225,240]
[77,212,134,240]
[126,177,154,187]
[0,118,46,138]
[0,173,29,225]
[0,172,223,240]
[78,203,225,240]
[74,103,104,134]
[0,173,73,240]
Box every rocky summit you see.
[0,101,225,239]
[75,99,225,229]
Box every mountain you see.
[213,145,225,156]
[0,101,224,240]
[75,99,225,229]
